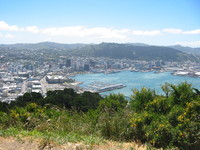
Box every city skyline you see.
[0,0,200,47]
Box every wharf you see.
[84,81,126,93]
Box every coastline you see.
[69,68,200,79]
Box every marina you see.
[84,81,126,93]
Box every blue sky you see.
[0,0,200,47]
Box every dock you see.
[84,81,126,93]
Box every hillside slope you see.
[73,43,195,61]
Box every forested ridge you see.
[71,43,197,61]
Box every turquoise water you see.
[72,71,200,96]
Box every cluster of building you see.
[1,54,200,103]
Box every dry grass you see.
[0,136,147,150]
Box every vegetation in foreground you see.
[0,82,199,149]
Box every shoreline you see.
[70,69,200,78]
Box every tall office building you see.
[66,59,71,67]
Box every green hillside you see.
[72,43,196,61]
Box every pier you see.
[84,81,126,93]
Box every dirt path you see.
[0,137,146,150]
[0,137,39,150]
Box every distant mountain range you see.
[169,45,200,55]
[0,42,88,50]
[0,42,199,61]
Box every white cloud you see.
[163,28,182,34]
[0,21,10,30]
[132,30,161,36]
[5,34,15,38]
[163,28,200,35]
[183,29,200,34]
[0,20,200,45]
[26,26,40,33]
[42,26,85,36]
[42,26,161,39]
[42,26,129,40]
[82,27,128,39]
[0,21,162,39]
[0,21,22,31]
[0,32,15,39]
[176,41,200,47]
[0,32,3,38]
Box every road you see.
[40,77,47,95]
[20,80,27,94]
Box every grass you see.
[0,127,105,145]
[0,127,148,150]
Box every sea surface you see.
[72,71,200,97]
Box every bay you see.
[72,71,200,96]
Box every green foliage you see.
[95,94,133,141]
[146,96,173,114]
[129,82,200,149]
[8,88,102,112]
[98,94,128,112]
[0,111,10,128]
[0,83,199,149]
[97,109,133,141]
[0,101,9,112]
[169,82,194,105]
[130,88,156,112]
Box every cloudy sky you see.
[0,0,200,47]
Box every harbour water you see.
[72,71,200,96]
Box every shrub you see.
[130,88,156,112]
[129,82,200,149]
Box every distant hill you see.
[0,42,87,50]
[72,43,196,61]
[170,45,200,55]
[125,43,150,46]
[0,42,199,61]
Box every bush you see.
[0,84,199,149]
[129,82,200,149]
